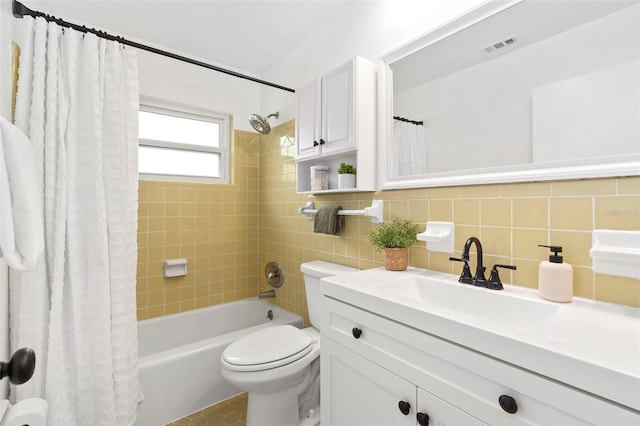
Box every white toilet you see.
[220,261,358,426]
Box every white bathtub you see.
[135,299,303,426]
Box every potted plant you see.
[337,162,356,189]
[366,219,418,271]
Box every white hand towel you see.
[0,115,44,270]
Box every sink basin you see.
[375,274,559,333]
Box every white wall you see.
[136,49,262,133]
[0,0,10,118]
[260,0,487,124]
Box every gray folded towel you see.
[313,205,344,235]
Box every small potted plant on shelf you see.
[337,163,357,189]
[366,219,418,271]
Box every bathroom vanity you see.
[319,267,640,425]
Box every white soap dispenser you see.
[538,244,573,302]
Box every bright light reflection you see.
[139,146,221,178]
[139,111,219,148]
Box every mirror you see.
[378,0,640,189]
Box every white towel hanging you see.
[0,116,43,270]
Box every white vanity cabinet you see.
[321,296,640,426]
[323,336,486,426]
[296,55,377,193]
[323,337,416,426]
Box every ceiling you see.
[19,0,364,76]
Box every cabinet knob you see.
[352,327,362,339]
[313,140,319,147]
[498,395,518,414]
[398,400,411,416]
[319,138,326,145]
[416,412,430,426]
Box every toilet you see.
[220,261,359,426]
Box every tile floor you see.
[165,393,248,426]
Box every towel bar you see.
[298,200,383,224]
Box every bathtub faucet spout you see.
[258,289,277,299]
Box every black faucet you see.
[450,237,518,290]
[450,237,487,287]
[462,237,487,287]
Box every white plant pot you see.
[338,173,356,189]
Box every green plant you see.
[366,219,418,251]
[337,163,357,174]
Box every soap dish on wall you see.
[164,258,188,277]
[417,222,455,254]
[590,230,640,280]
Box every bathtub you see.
[135,299,303,426]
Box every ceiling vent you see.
[481,36,517,54]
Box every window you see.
[138,101,230,183]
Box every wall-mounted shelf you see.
[299,200,383,224]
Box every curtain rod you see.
[393,116,423,126]
[12,0,295,93]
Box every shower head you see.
[249,111,279,135]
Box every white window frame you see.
[138,98,230,184]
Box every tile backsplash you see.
[137,120,640,322]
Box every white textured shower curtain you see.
[10,17,140,425]
[392,119,427,176]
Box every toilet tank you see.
[300,261,359,329]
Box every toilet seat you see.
[222,325,314,372]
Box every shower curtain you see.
[10,16,140,425]
[392,119,427,176]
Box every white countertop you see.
[320,267,640,412]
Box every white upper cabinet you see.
[296,55,376,193]
[296,79,322,158]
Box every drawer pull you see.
[499,395,518,414]
[417,412,430,425]
[352,327,362,339]
[398,400,411,415]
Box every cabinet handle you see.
[351,327,362,339]
[416,412,430,426]
[313,140,319,147]
[398,400,411,416]
[319,138,326,145]
[498,395,518,414]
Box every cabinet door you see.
[416,388,487,426]
[321,60,355,155]
[322,337,415,426]
[296,79,321,159]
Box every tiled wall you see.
[137,120,640,322]
[260,121,640,325]
[136,130,261,320]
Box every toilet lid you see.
[223,325,314,372]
